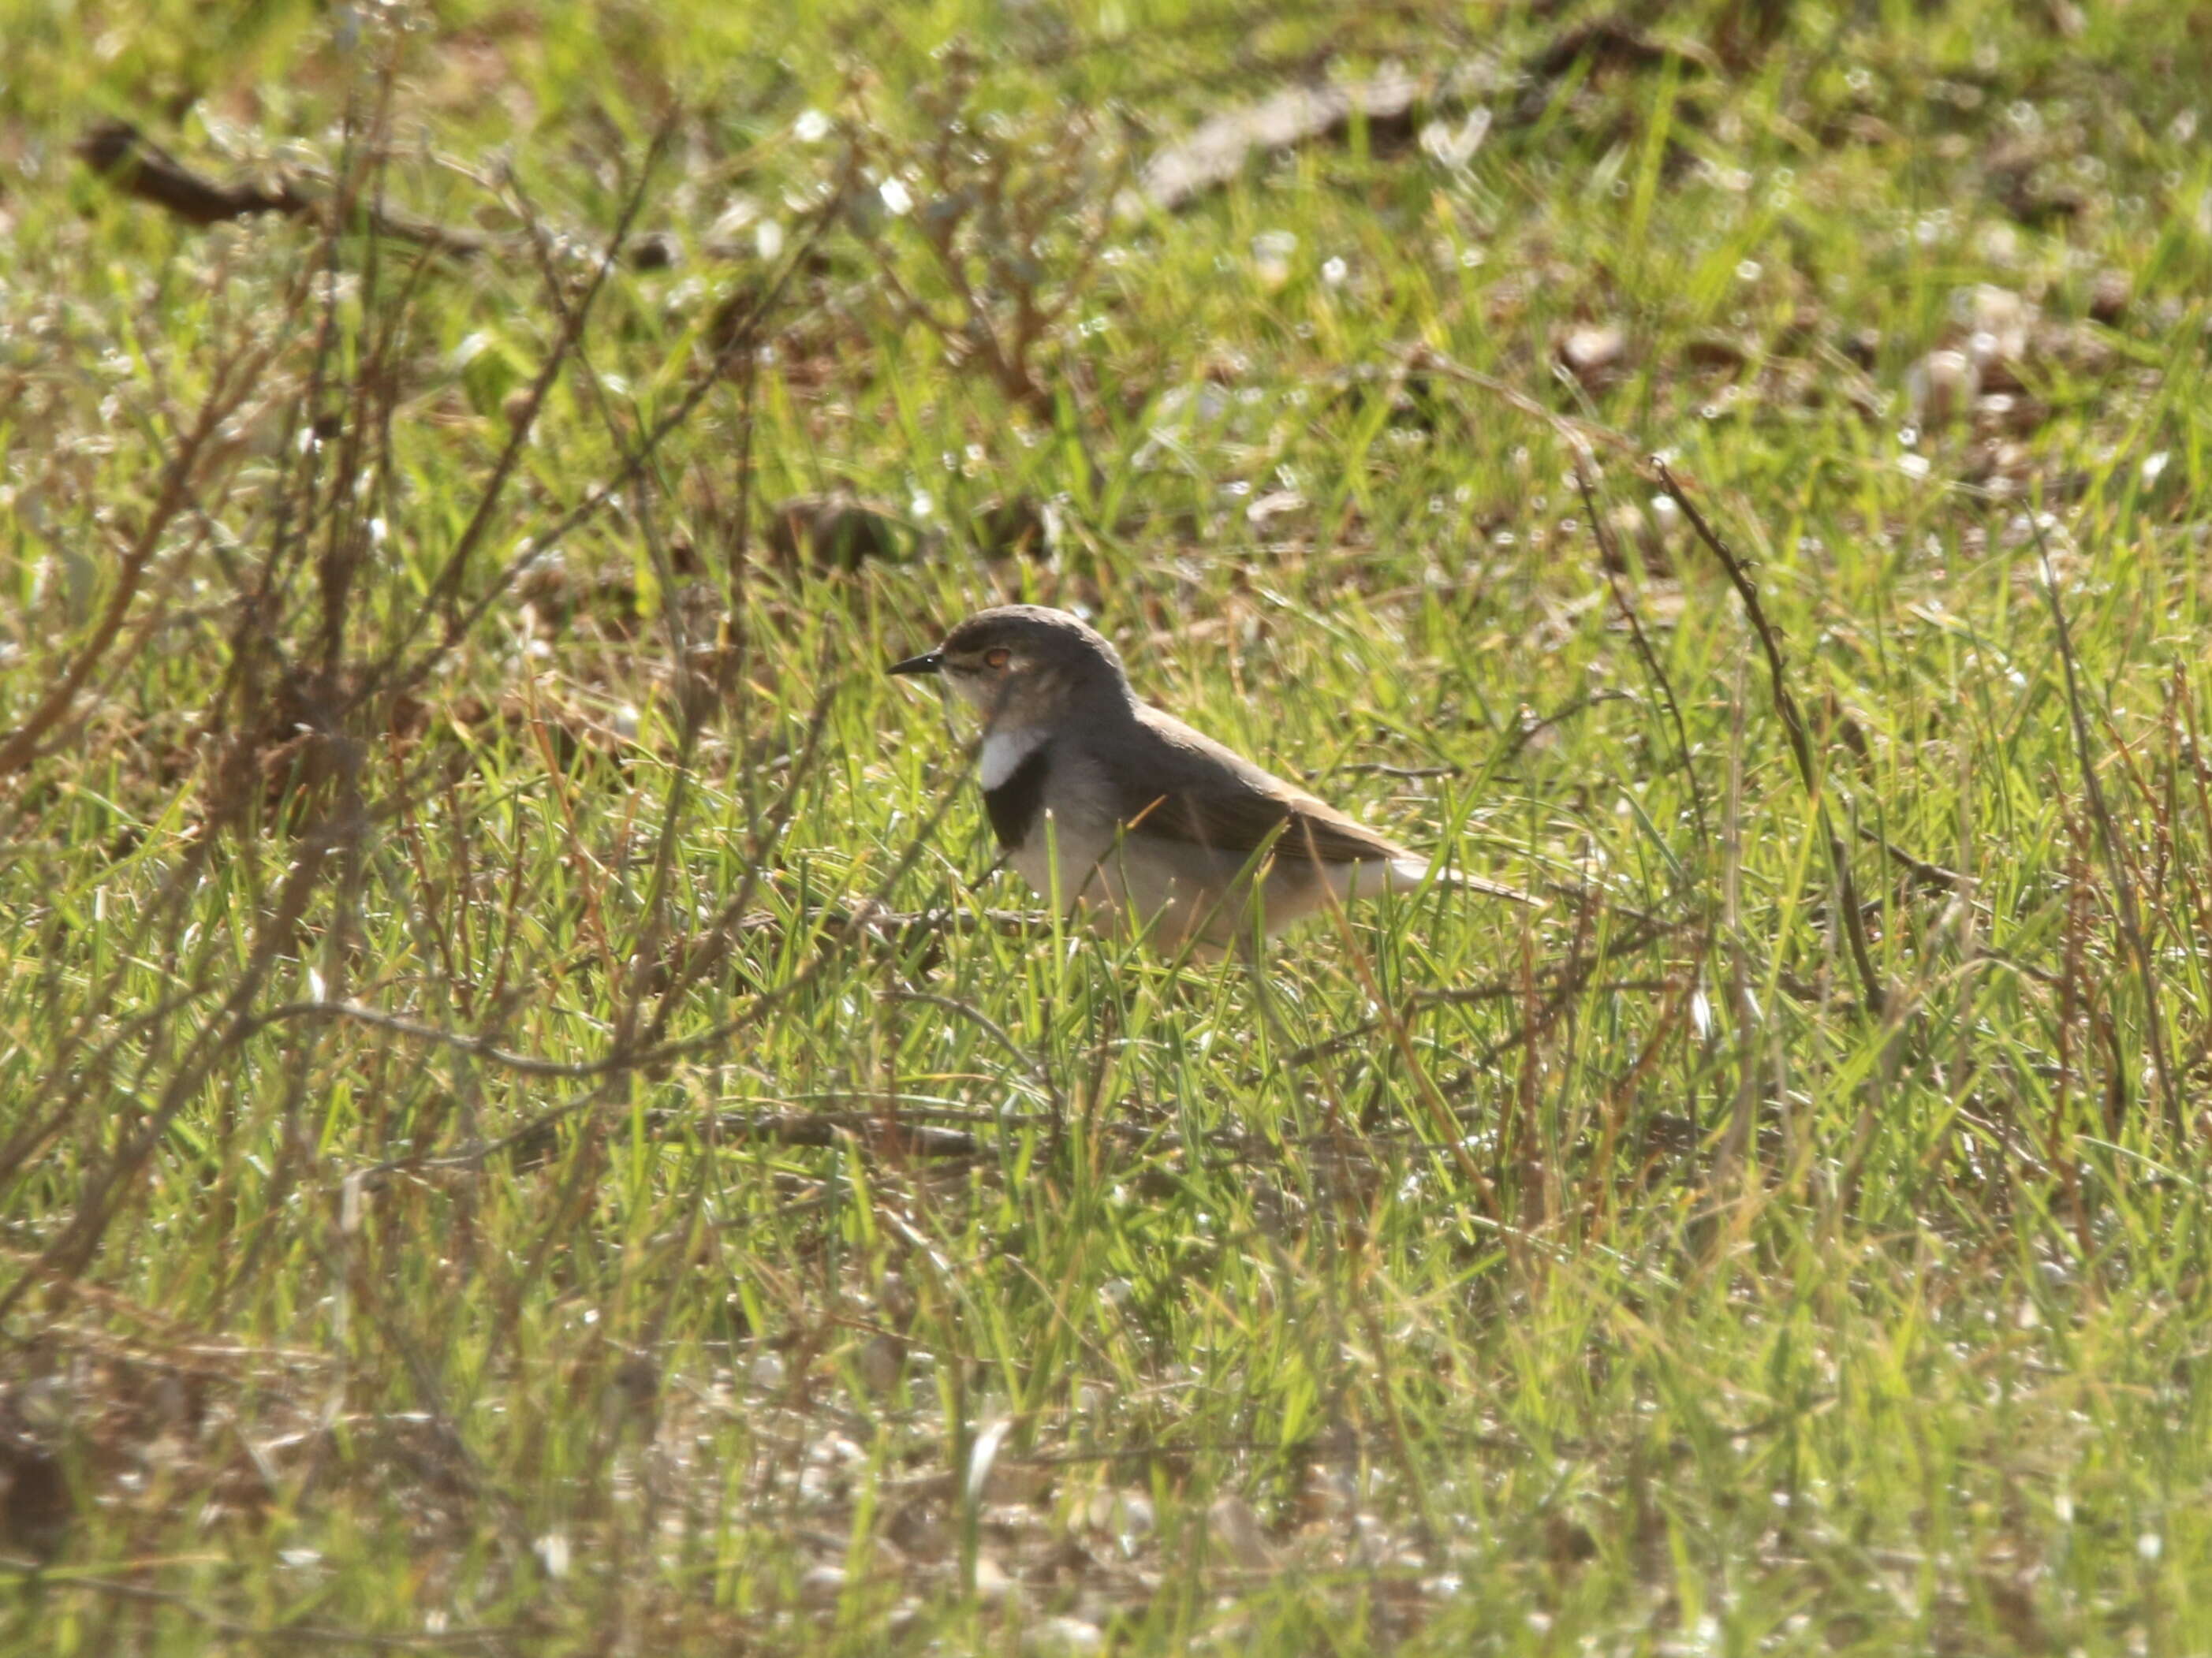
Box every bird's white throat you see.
[979,726,1048,790]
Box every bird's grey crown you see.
[943,605,1128,690]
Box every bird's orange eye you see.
[983,647,1010,669]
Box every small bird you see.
[889,605,1528,954]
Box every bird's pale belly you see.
[1009,812,1409,952]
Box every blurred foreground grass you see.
[6,1,2212,1651]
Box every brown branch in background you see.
[1651,456,1888,1019]
[332,165,864,1030]
[1870,829,1968,897]
[1449,924,1703,1107]
[0,983,218,1181]
[2029,512,2180,1136]
[74,119,315,222]
[73,120,490,259]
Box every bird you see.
[888,604,1531,955]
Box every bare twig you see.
[74,119,490,259]
[371,147,857,712]
[367,120,674,692]
[1651,457,1887,1019]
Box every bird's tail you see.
[1389,856,1543,907]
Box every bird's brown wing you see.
[1106,704,1412,868]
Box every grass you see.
[6,0,2212,1650]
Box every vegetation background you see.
[5,0,2212,1649]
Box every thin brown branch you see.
[74,119,489,259]
[375,148,858,710]
[368,120,673,691]
[1651,456,1888,1019]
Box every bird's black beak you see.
[887,649,944,677]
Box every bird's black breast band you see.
[982,746,1052,850]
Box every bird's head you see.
[888,605,1128,727]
